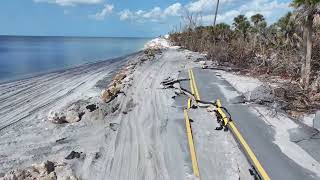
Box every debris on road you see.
[86,104,98,112]
[161,77,189,89]
[65,151,84,160]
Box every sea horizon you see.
[0,34,156,39]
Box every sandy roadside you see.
[0,38,253,180]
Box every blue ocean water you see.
[0,36,151,82]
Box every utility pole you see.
[213,0,220,26]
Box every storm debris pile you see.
[244,81,320,117]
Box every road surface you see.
[179,67,320,180]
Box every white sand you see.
[0,38,252,180]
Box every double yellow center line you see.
[184,69,201,177]
[216,100,270,180]
[188,69,201,101]
[184,68,270,180]
[183,109,200,177]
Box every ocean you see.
[0,36,151,82]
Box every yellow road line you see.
[185,68,201,177]
[188,98,192,109]
[216,100,270,180]
[188,69,195,96]
[190,69,201,101]
[183,109,200,177]
[188,69,194,109]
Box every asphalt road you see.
[179,67,320,180]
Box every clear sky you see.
[0,0,292,37]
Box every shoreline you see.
[0,51,143,85]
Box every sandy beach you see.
[0,39,213,179]
[0,51,140,177]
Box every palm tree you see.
[250,13,267,34]
[251,13,265,26]
[277,12,294,32]
[275,12,299,47]
[215,23,230,30]
[292,0,320,89]
[233,15,251,39]
[214,23,231,41]
[250,14,267,48]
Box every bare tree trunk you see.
[301,26,307,85]
[304,15,313,89]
